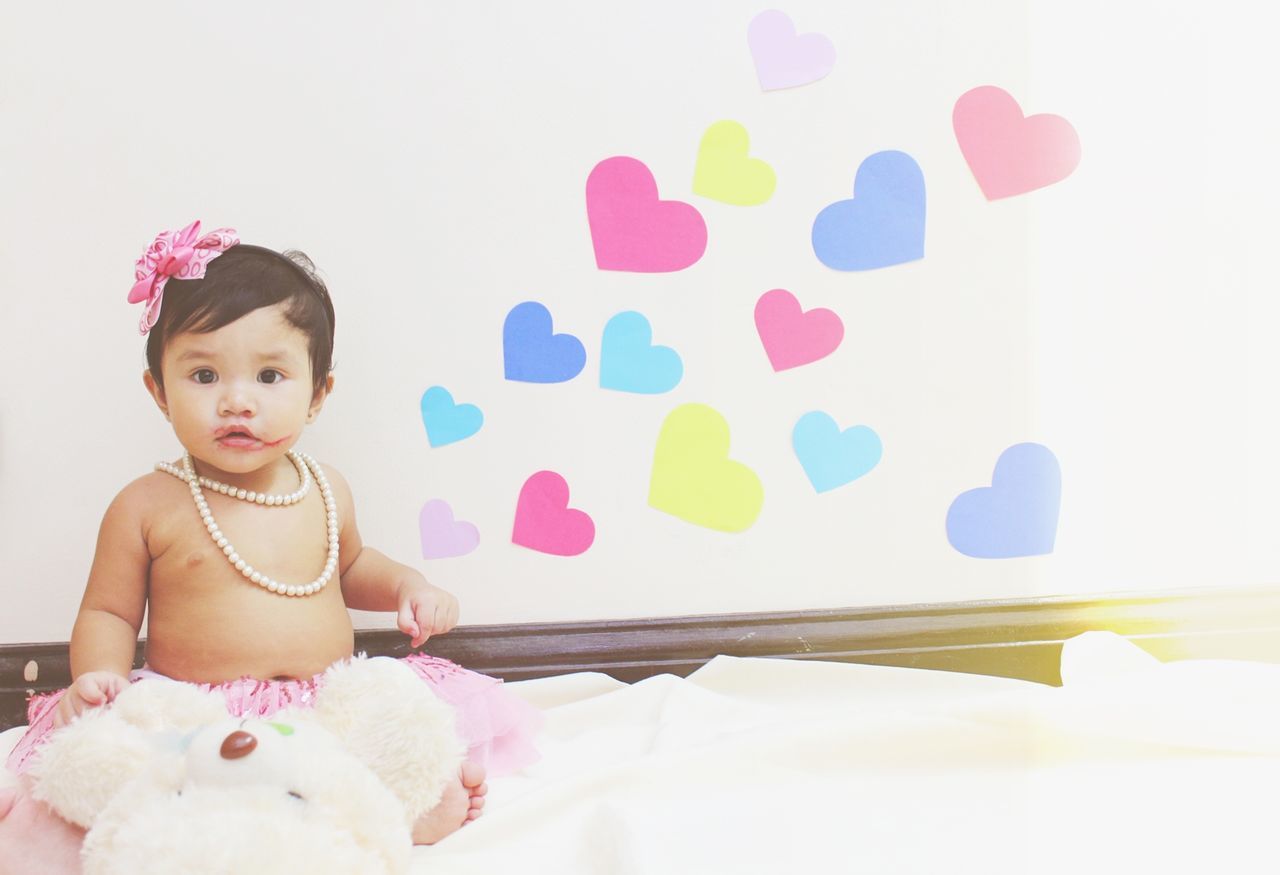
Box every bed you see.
[9,630,1269,873]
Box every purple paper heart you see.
[747,10,837,91]
[419,499,480,559]
[946,443,1061,559]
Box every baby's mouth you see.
[215,426,262,446]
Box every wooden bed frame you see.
[4,585,1279,731]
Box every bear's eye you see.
[288,791,304,801]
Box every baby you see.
[2,222,539,853]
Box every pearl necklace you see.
[155,451,311,506]
[175,451,339,597]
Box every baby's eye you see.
[192,369,217,385]
[258,369,284,384]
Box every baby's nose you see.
[220,729,258,760]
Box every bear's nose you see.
[220,730,258,760]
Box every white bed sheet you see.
[419,633,1280,874]
[4,633,1277,874]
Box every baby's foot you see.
[411,761,488,845]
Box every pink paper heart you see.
[512,470,595,556]
[747,10,837,91]
[586,156,708,272]
[953,85,1081,200]
[754,288,844,371]
[419,499,480,559]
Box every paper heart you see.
[503,301,586,383]
[792,412,882,493]
[419,386,484,447]
[419,499,480,559]
[692,120,776,206]
[747,10,836,91]
[648,404,763,532]
[953,85,1081,200]
[600,311,683,394]
[812,150,926,271]
[754,289,843,371]
[586,156,708,272]
[512,470,595,556]
[946,442,1061,558]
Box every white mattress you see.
[7,633,1277,873]
[418,632,1280,874]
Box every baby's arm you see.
[57,483,150,726]
[325,465,460,648]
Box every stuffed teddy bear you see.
[26,656,465,875]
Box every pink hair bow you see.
[128,220,239,334]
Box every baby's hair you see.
[145,245,336,396]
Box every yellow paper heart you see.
[692,120,777,206]
[648,403,764,532]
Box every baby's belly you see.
[145,569,356,683]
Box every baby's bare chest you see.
[150,491,332,594]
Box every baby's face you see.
[151,303,322,476]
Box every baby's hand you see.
[396,576,460,648]
[54,671,128,728]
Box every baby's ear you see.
[142,370,169,420]
[307,374,335,422]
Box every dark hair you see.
[145,245,336,395]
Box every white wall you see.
[1,1,1276,644]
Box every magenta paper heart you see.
[511,470,595,556]
[747,10,837,91]
[419,499,480,559]
[586,156,707,272]
[953,85,1081,200]
[754,288,844,371]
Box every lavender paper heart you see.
[419,499,480,559]
[747,10,837,91]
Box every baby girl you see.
[0,222,539,865]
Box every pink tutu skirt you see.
[5,653,540,777]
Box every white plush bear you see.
[27,657,464,875]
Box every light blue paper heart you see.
[792,411,882,493]
[812,150,926,271]
[946,442,1061,558]
[599,311,683,394]
[420,386,484,448]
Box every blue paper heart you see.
[946,443,1061,558]
[503,301,587,383]
[420,386,484,448]
[599,311,683,394]
[812,150,926,271]
[792,411,882,493]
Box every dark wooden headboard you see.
[4,586,1279,731]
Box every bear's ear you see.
[28,707,163,828]
[309,656,465,822]
[28,680,228,829]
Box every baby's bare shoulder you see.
[109,469,190,523]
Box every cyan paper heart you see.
[792,412,882,492]
[420,386,483,448]
[599,311,683,394]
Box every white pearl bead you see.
[216,537,227,548]
[250,571,262,584]
[236,489,247,500]
[228,553,240,564]
[267,580,279,592]
[246,492,256,503]
[234,559,246,571]
[241,565,253,577]
[286,585,298,596]
[223,545,234,556]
